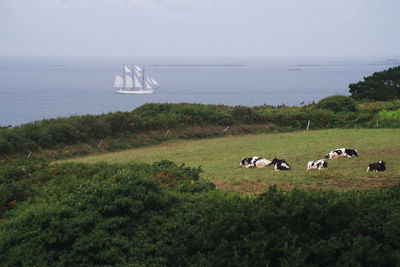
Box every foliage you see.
[1,100,400,159]
[0,159,212,217]
[349,65,400,101]
[231,106,259,123]
[0,160,399,266]
[316,95,357,113]
[378,109,400,120]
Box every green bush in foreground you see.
[0,161,399,266]
[0,159,211,217]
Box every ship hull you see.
[116,89,154,94]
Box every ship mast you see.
[131,64,134,92]
[142,65,145,91]
[122,64,125,90]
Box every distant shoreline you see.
[149,64,246,67]
[287,59,400,67]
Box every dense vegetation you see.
[349,65,400,101]
[0,160,399,266]
[1,99,400,159]
[0,159,211,217]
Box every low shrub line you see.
[1,100,400,159]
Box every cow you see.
[270,158,291,171]
[367,161,386,172]
[325,148,359,160]
[307,159,328,170]
[240,157,272,168]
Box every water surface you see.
[0,56,397,126]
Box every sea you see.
[1,56,399,126]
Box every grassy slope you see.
[62,129,400,193]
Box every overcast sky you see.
[1,0,399,57]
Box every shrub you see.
[0,163,399,266]
[316,95,356,113]
[231,106,258,123]
[152,160,205,189]
[378,109,400,120]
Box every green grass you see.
[61,129,400,193]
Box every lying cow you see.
[325,148,359,160]
[271,158,291,171]
[367,161,386,172]
[240,156,272,168]
[307,159,328,170]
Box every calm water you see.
[0,56,398,126]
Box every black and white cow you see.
[240,157,272,168]
[325,148,359,160]
[270,158,291,171]
[367,161,386,172]
[307,159,328,170]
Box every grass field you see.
[62,129,400,193]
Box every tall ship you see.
[113,65,160,94]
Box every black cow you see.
[367,161,386,172]
[271,158,291,171]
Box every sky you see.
[1,0,399,57]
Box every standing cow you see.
[240,156,272,168]
[307,159,328,170]
[325,148,359,160]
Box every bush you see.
[231,106,258,123]
[1,180,399,266]
[378,109,400,120]
[316,95,356,113]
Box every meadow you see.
[63,128,400,193]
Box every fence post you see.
[306,120,310,131]
[97,140,103,149]
[27,152,32,158]
[164,130,170,137]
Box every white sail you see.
[133,75,142,89]
[125,75,133,88]
[114,64,157,94]
[114,75,124,88]
[149,77,160,87]
[124,65,132,73]
[144,81,153,90]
